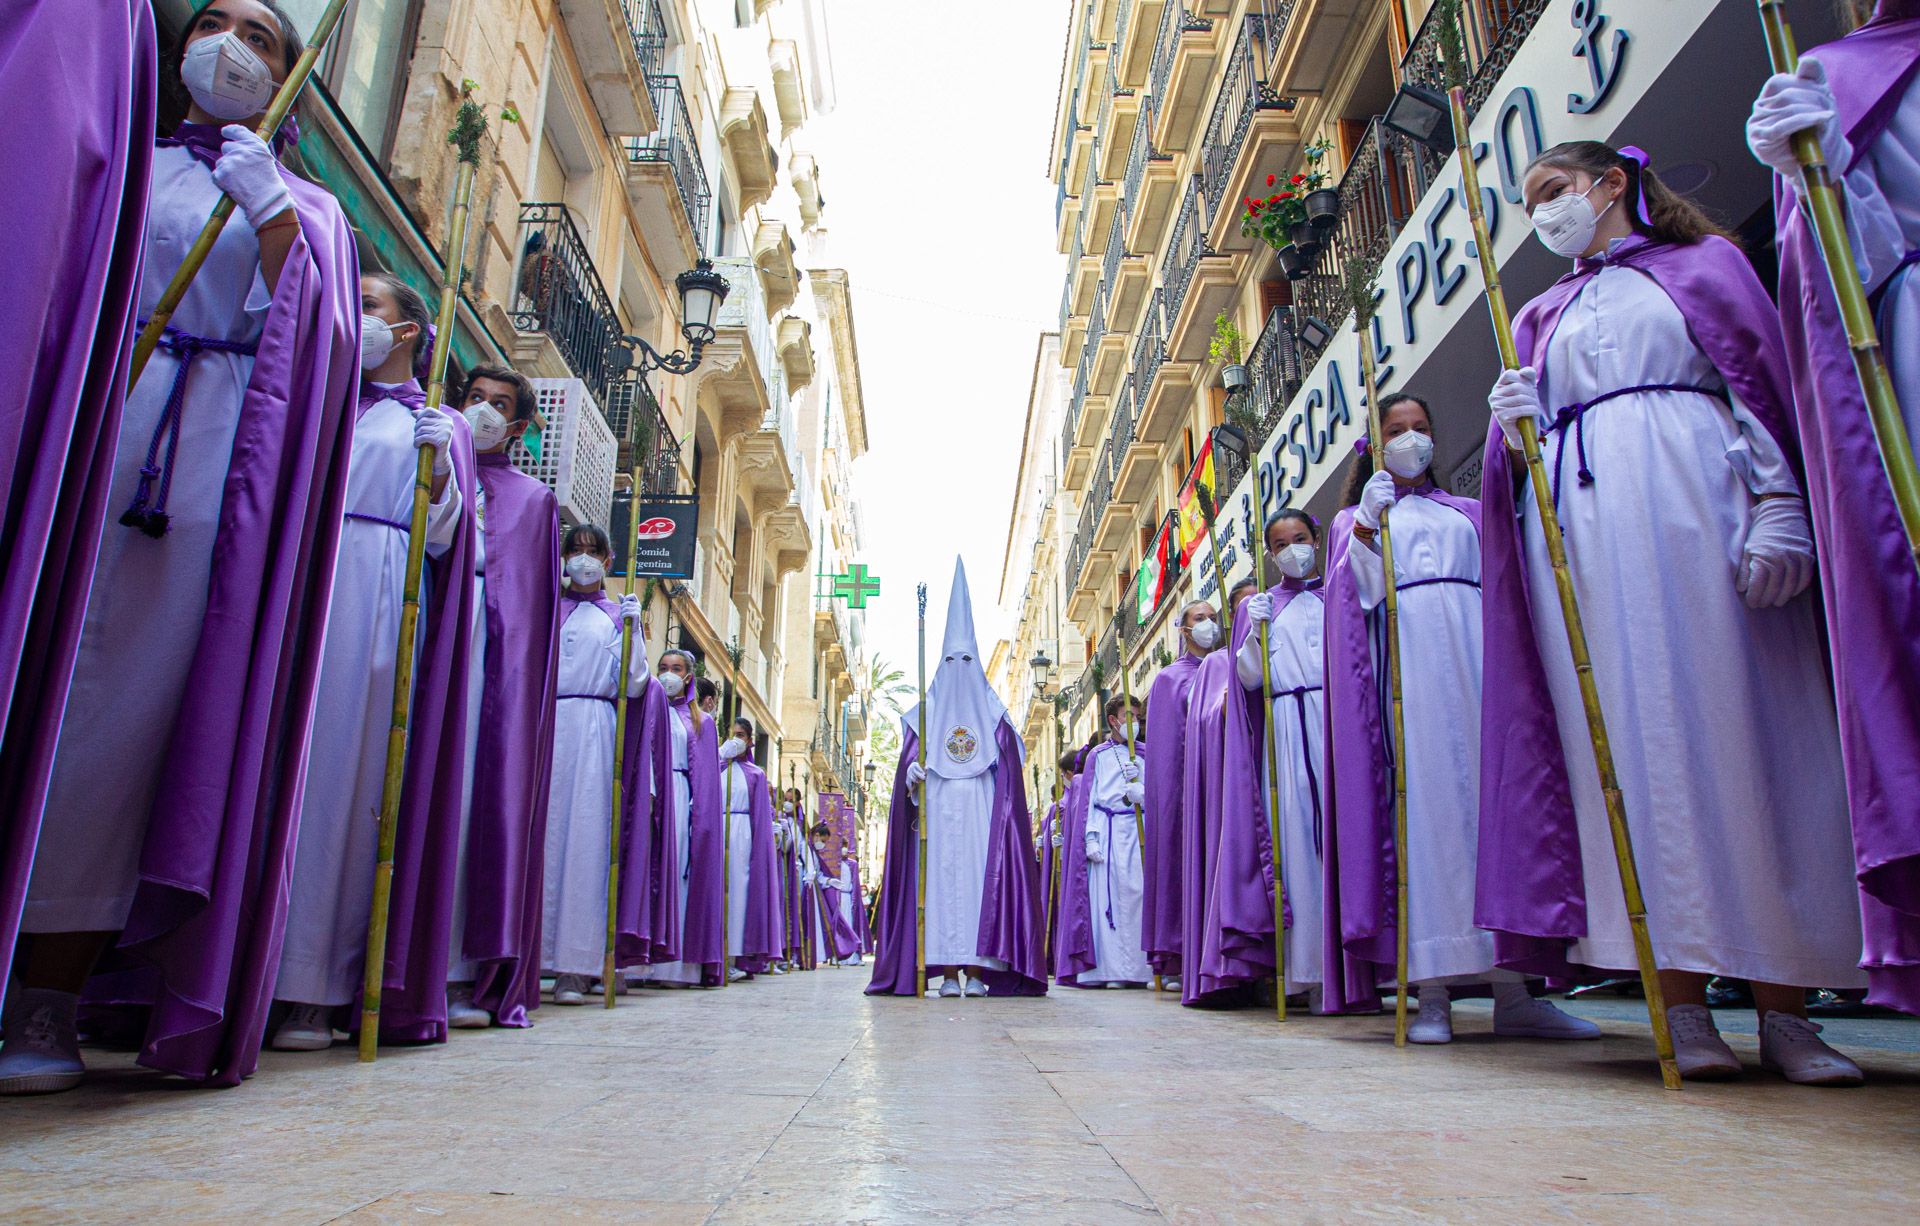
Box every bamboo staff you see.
[131,0,351,385]
[914,582,930,996]
[1195,483,1233,639]
[1249,438,1288,1022]
[1446,85,1679,1089]
[1757,0,1920,577]
[358,91,485,1063]
[1117,655,1159,994]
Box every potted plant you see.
[1301,138,1339,231]
[1240,180,1312,281]
[1209,311,1249,393]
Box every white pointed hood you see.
[905,558,1008,780]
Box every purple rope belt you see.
[1271,685,1325,860]
[345,511,412,533]
[121,322,258,537]
[1542,382,1726,506]
[1094,802,1131,929]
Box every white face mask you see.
[1188,618,1220,650]
[1531,179,1614,258]
[1382,430,1435,480]
[657,671,685,698]
[181,31,279,122]
[720,737,747,760]
[359,316,396,372]
[564,553,604,588]
[1275,543,1318,579]
[1113,719,1139,743]
[464,403,510,451]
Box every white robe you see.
[25,146,270,932]
[275,394,463,1007]
[638,703,700,983]
[922,767,1004,971]
[836,861,863,960]
[1349,494,1492,984]
[1235,589,1327,994]
[1524,257,1863,987]
[448,481,488,982]
[721,761,754,959]
[1078,742,1149,985]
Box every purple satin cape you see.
[670,698,725,982]
[0,0,154,1004]
[82,146,360,1084]
[1055,739,1151,986]
[1781,16,1920,1012]
[780,839,804,962]
[461,455,560,1025]
[1142,652,1202,975]
[866,722,1046,995]
[847,858,871,954]
[733,756,783,972]
[1322,495,1480,1011]
[1475,234,1803,978]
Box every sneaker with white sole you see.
[1493,994,1603,1040]
[938,977,963,998]
[1407,998,1453,1045]
[272,1003,335,1052]
[1760,1011,1864,1087]
[446,985,490,1030]
[963,976,987,998]
[551,974,588,1005]
[0,989,86,1095]
[1667,1003,1742,1080]
[727,967,749,983]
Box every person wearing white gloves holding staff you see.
[1475,139,1867,1085]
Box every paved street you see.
[2,970,1916,1224]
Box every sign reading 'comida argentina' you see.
[612,491,699,579]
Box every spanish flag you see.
[1176,437,1216,567]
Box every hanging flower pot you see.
[1276,243,1308,280]
[1305,188,1340,231]
[1222,362,1251,393]
[1288,221,1322,263]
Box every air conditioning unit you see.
[518,378,616,529]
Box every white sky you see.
[806,1,1070,691]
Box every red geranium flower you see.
[1267,194,1279,204]
[1291,174,1306,185]
[1266,173,1276,187]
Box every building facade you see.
[1033,0,1844,744]
[148,0,868,790]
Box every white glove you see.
[1747,60,1852,183]
[1488,366,1547,452]
[1083,833,1105,864]
[618,593,642,625]
[1117,757,1142,784]
[906,761,926,788]
[211,125,294,228]
[718,736,746,761]
[1050,829,1063,849]
[413,408,454,475]
[1124,781,1146,808]
[1245,591,1276,624]
[1354,469,1397,532]
[1738,497,1817,609]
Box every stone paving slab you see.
[0,968,1915,1223]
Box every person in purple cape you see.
[1056,697,1151,988]
[1177,576,1266,1007]
[1236,511,1329,1010]
[1747,0,1920,1016]
[805,824,862,965]
[1478,140,1866,1085]
[1039,751,1078,973]
[774,788,805,971]
[638,651,723,986]
[1324,396,1594,1042]
[271,272,477,1051]
[718,716,783,979]
[868,558,1045,998]
[1141,600,1217,989]
[526,525,658,1005]
[840,851,871,960]
[443,365,561,1028]
[1,0,358,1095]
[0,0,154,1025]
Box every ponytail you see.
[1526,141,1733,248]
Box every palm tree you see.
[866,655,915,715]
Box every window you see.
[282,0,420,161]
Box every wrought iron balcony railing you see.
[1294,117,1439,330]
[1402,0,1550,119]
[1090,441,1115,527]
[1161,174,1212,327]
[511,201,622,401]
[1119,91,1167,229]
[1244,303,1306,450]
[1110,373,1137,461]
[622,0,668,81]
[1148,5,1210,113]
[1198,9,1297,217]
[1132,288,1165,394]
[603,373,682,494]
[624,75,712,254]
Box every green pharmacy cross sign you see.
[822,564,883,609]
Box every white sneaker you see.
[1760,1011,1865,1087]
[1161,976,1182,993]
[1407,999,1453,1045]
[1667,1003,1742,1081]
[272,1003,335,1052]
[0,989,86,1095]
[963,975,987,998]
[938,977,963,998]
[727,967,749,983]
[446,985,490,1030]
[768,965,788,975]
[551,974,589,1006]
[1494,994,1602,1040]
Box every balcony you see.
[719,87,779,212]
[1262,0,1368,98]
[769,38,807,137]
[1133,288,1198,445]
[509,202,621,401]
[1111,373,1155,502]
[776,316,815,392]
[1121,92,1180,256]
[703,256,791,463]
[1293,118,1439,332]
[1097,210,1150,341]
[604,373,682,494]
[559,0,661,136]
[1077,134,1120,271]
[1068,223,1102,325]
[623,75,711,269]
[1061,229,1090,365]
[1094,403,1139,556]
[1148,6,1220,155]
[1114,0,1166,88]
[1160,175,1237,362]
[790,152,824,227]
[1201,11,1304,254]
[753,220,799,315]
[1402,0,1550,117]
[1096,80,1142,184]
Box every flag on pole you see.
[1136,514,1171,624]
[1176,437,1216,566]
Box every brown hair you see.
[1102,694,1140,725]
[462,363,538,422]
[1525,140,1732,248]
[1338,393,1434,507]
[362,271,433,374]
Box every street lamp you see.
[608,257,732,377]
[1382,82,1457,156]
[1029,649,1054,697]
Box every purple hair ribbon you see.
[1618,145,1654,226]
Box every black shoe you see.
[1705,977,1753,1010]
